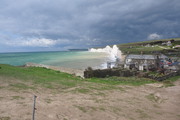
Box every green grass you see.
[0,117,11,120]
[177,115,180,118]
[93,92,106,96]
[119,38,180,46]
[74,105,87,113]
[73,88,90,94]
[117,38,180,54]
[110,106,122,115]
[0,64,179,91]
[135,109,150,119]
[9,83,35,90]
[166,75,180,82]
[87,77,156,86]
[162,76,180,87]
[0,64,82,89]
[44,98,53,104]
[74,105,99,113]
[11,96,25,100]
[0,86,4,89]
[118,45,163,54]
[99,107,106,111]
[146,94,160,103]
[0,97,4,100]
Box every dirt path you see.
[0,79,180,120]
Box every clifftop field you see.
[0,64,180,119]
[0,38,180,120]
[117,38,180,56]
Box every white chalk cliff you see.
[89,45,122,62]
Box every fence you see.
[84,68,137,78]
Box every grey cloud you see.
[0,0,180,52]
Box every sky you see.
[0,0,180,52]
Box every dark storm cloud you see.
[0,0,180,52]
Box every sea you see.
[0,51,110,70]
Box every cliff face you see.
[89,45,122,61]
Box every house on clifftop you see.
[124,54,168,71]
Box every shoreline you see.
[25,62,84,78]
[0,51,110,71]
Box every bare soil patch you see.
[0,78,180,120]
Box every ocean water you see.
[0,51,109,70]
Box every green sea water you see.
[0,51,109,70]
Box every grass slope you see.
[0,64,179,90]
[117,38,180,55]
[0,64,81,89]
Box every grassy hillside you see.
[118,38,180,46]
[0,64,179,90]
[117,38,180,56]
[1,64,180,120]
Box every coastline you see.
[0,51,109,70]
[1,46,125,78]
[25,62,84,78]
[25,46,123,73]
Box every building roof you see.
[175,45,180,48]
[126,54,168,60]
